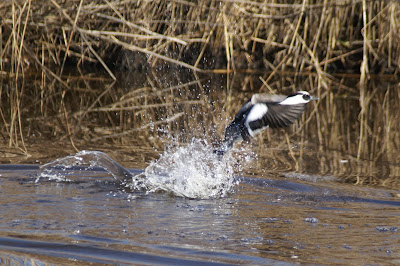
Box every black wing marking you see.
[248,103,306,129]
[266,103,306,128]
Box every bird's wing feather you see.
[236,93,285,121]
[251,94,287,104]
[265,103,306,128]
[247,103,306,130]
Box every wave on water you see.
[36,150,133,183]
[37,139,243,199]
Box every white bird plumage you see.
[216,91,318,155]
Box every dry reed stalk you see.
[1,0,399,78]
[58,0,84,77]
[356,0,370,184]
[91,112,185,141]
[75,100,202,114]
[4,0,33,154]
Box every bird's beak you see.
[310,96,319,101]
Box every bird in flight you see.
[216,91,318,155]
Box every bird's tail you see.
[213,121,242,157]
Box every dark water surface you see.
[1,71,400,264]
[0,163,399,265]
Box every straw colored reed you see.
[1,0,399,78]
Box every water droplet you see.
[304,217,319,223]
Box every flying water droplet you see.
[132,138,237,199]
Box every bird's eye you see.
[303,94,310,100]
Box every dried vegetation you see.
[0,0,400,188]
[1,0,400,75]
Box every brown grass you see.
[1,1,399,76]
[1,0,400,188]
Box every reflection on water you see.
[0,164,399,264]
[0,70,400,264]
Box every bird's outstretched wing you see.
[247,103,306,130]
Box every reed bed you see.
[1,0,399,76]
[1,0,400,188]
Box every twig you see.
[91,112,185,141]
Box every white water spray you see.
[37,139,242,199]
[137,138,238,198]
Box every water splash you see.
[37,150,133,183]
[135,138,238,198]
[37,139,241,199]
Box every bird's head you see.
[280,91,318,105]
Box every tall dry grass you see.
[1,0,399,149]
[1,0,399,75]
[0,0,399,187]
